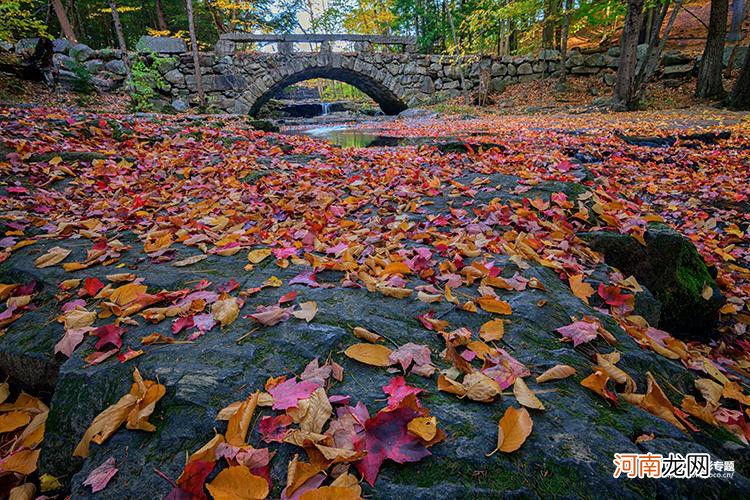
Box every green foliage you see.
[127,53,173,112]
[0,0,48,42]
[70,61,94,94]
[318,80,370,102]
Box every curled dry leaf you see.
[536,364,576,383]
[292,301,318,322]
[512,378,545,410]
[344,343,393,367]
[172,254,208,267]
[34,246,71,268]
[352,326,382,343]
[212,297,240,327]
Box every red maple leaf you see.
[382,376,422,409]
[83,277,105,297]
[355,406,431,486]
[94,324,126,350]
[597,283,631,307]
[169,460,215,500]
[258,414,293,443]
[267,378,319,410]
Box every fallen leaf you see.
[536,365,576,383]
[479,319,505,341]
[513,378,545,410]
[212,297,240,326]
[292,301,318,322]
[494,406,533,453]
[206,465,269,500]
[83,457,118,493]
[352,326,382,343]
[568,274,594,304]
[344,343,393,367]
[34,246,71,268]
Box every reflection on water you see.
[300,126,404,148]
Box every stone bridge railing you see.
[16,34,742,114]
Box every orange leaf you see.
[344,343,393,367]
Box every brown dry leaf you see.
[285,455,327,496]
[681,395,718,425]
[300,486,363,500]
[297,388,332,434]
[407,416,437,441]
[536,365,576,383]
[109,283,147,306]
[722,381,750,405]
[494,406,533,453]
[212,297,240,327]
[0,410,32,433]
[580,368,617,404]
[639,372,686,432]
[595,354,636,393]
[74,369,164,457]
[1,449,40,475]
[0,284,18,301]
[173,254,208,267]
[695,378,723,409]
[476,296,512,315]
[569,274,594,304]
[479,319,505,341]
[462,372,501,403]
[437,373,467,397]
[226,392,259,446]
[0,382,8,404]
[34,246,71,268]
[60,308,96,330]
[376,284,412,299]
[352,327,382,343]
[292,301,318,322]
[513,378,545,410]
[9,483,36,500]
[344,343,393,367]
[206,465,269,500]
[17,410,47,449]
[248,248,272,264]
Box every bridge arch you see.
[241,58,409,117]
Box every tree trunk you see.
[107,0,131,78]
[613,0,645,110]
[725,0,749,76]
[727,43,750,109]
[559,0,573,82]
[186,0,204,107]
[155,0,169,31]
[51,0,77,42]
[446,1,468,104]
[543,0,556,49]
[696,0,729,98]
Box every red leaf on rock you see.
[258,414,293,443]
[597,283,630,307]
[382,376,423,409]
[94,324,126,350]
[355,406,431,486]
[555,320,598,347]
[83,277,105,297]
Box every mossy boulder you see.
[581,224,724,338]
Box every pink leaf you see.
[83,457,118,493]
[555,320,599,347]
[268,378,319,410]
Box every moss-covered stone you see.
[581,224,723,338]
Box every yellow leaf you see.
[513,378,545,410]
[248,248,272,264]
[569,274,594,304]
[296,387,332,434]
[408,416,437,441]
[173,254,208,267]
[206,466,269,500]
[60,308,96,330]
[144,233,173,253]
[263,276,282,288]
[212,297,240,327]
[476,296,512,315]
[495,406,533,453]
[34,246,71,268]
[535,365,576,383]
[109,283,147,306]
[462,372,501,402]
[40,474,63,492]
[479,319,505,341]
[344,343,393,367]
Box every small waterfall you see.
[321,102,331,115]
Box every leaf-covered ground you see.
[0,105,749,498]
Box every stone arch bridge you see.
[167,34,475,115]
